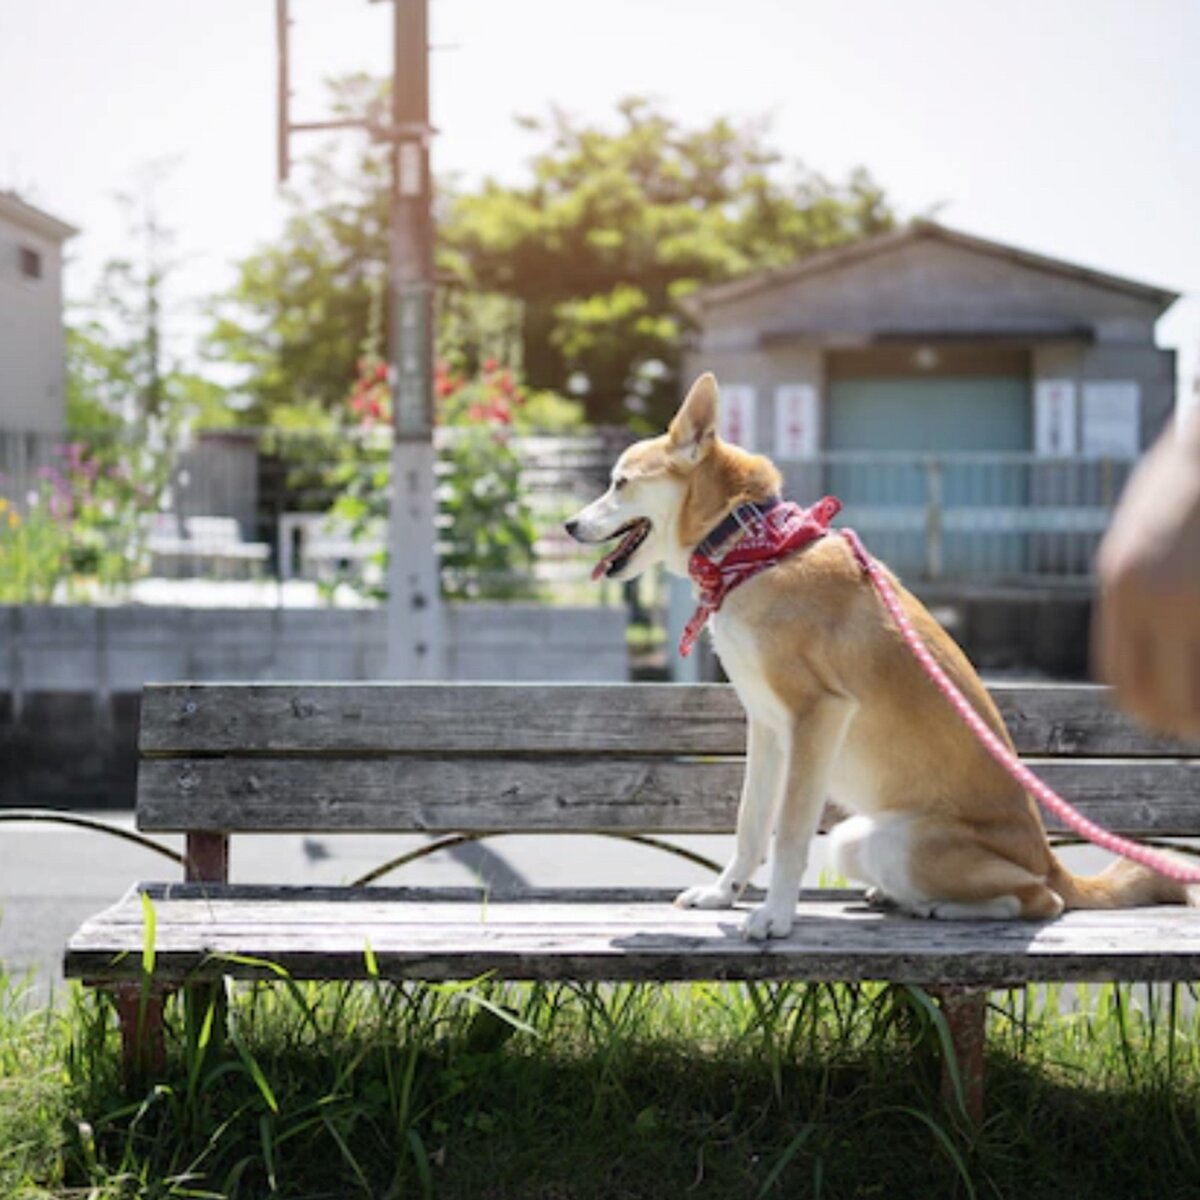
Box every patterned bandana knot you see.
[679,495,842,657]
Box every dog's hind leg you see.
[676,720,782,910]
[834,813,1063,920]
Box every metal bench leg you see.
[185,832,229,883]
[934,986,986,1124]
[183,831,231,1065]
[111,983,169,1081]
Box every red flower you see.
[483,356,499,374]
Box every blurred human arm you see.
[1094,413,1200,739]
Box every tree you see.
[444,97,896,425]
[208,87,896,429]
[206,76,391,428]
[68,164,230,434]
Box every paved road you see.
[1,813,1117,1004]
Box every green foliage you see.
[446,96,897,425]
[0,495,68,604]
[67,164,232,435]
[207,85,896,430]
[206,76,391,428]
[7,967,1200,1199]
[0,441,164,602]
[331,356,540,601]
[512,387,587,435]
[430,362,538,600]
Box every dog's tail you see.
[1048,853,1200,909]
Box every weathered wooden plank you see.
[78,901,1200,933]
[83,883,1200,931]
[138,683,745,756]
[137,757,743,833]
[63,885,1200,986]
[997,685,1195,757]
[137,755,1200,835]
[139,683,1198,759]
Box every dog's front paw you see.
[741,903,794,941]
[674,882,735,910]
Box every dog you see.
[566,372,1193,940]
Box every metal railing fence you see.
[784,451,1132,583]
[0,428,1131,602]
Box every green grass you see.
[3,967,1200,1199]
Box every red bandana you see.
[679,495,842,657]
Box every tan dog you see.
[567,373,1192,940]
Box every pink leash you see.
[840,528,1200,887]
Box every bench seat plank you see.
[140,683,1195,759]
[137,756,1200,836]
[64,883,1200,988]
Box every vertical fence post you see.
[924,457,944,580]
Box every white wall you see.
[0,213,68,433]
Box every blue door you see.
[827,376,1030,577]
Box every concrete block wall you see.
[0,604,628,808]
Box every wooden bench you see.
[65,682,1200,1117]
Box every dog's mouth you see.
[591,519,652,581]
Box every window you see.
[19,246,42,280]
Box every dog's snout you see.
[564,517,581,540]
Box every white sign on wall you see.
[1034,379,1078,456]
[1082,382,1140,458]
[719,384,757,450]
[774,384,819,460]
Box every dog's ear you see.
[668,373,719,464]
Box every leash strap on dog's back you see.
[841,527,1200,887]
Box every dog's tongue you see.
[591,525,640,581]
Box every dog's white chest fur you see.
[708,610,791,735]
[711,604,881,814]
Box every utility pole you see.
[275,0,443,678]
[384,0,443,678]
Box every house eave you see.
[757,323,1096,350]
[0,192,80,242]
[685,221,1180,320]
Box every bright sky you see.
[2,0,1197,396]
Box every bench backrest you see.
[138,683,1199,844]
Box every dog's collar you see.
[680,495,842,658]
[695,495,783,560]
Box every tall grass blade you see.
[186,995,217,1106]
[139,890,157,978]
[407,1127,435,1200]
[903,986,971,1127]
[259,1112,278,1192]
[754,1123,815,1198]
[459,988,540,1040]
[889,1105,977,1200]
[228,1029,279,1115]
[320,1108,373,1196]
